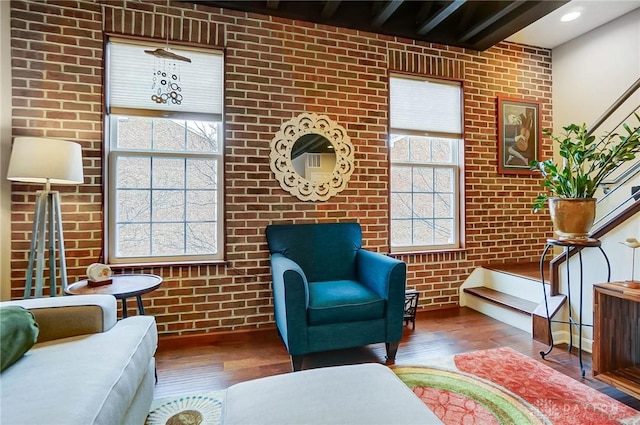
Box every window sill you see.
[388,247,467,257]
[108,259,228,269]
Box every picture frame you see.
[497,96,541,175]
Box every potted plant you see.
[530,114,640,239]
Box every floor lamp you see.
[7,137,84,298]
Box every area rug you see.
[145,390,225,425]
[146,347,640,425]
[393,346,640,425]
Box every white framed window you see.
[105,37,224,264]
[389,75,463,252]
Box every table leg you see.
[540,243,554,358]
[136,295,145,315]
[578,250,585,377]
[122,298,129,318]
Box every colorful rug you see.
[146,347,640,425]
[393,346,640,425]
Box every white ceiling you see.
[506,0,640,49]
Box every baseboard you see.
[550,330,593,353]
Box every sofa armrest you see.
[270,253,309,354]
[0,294,118,343]
[356,250,406,341]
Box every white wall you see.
[552,8,640,131]
[1,0,12,300]
[551,8,640,346]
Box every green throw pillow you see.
[0,306,39,372]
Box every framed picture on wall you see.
[497,96,541,175]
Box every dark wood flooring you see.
[153,307,640,410]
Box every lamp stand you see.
[24,189,68,298]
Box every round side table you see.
[65,274,162,318]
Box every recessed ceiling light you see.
[560,11,581,23]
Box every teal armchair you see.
[266,222,407,371]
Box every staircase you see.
[461,78,640,347]
[460,262,566,343]
[460,266,539,334]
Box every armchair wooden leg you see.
[385,342,399,364]
[291,355,303,372]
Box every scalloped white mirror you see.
[270,113,354,202]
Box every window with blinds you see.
[389,75,464,252]
[105,36,225,264]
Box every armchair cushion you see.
[308,280,385,325]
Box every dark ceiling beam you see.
[266,0,280,10]
[459,1,527,42]
[321,1,341,19]
[471,0,569,50]
[417,0,466,35]
[371,0,404,28]
[416,1,435,23]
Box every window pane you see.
[434,219,453,244]
[116,190,150,222]
[116,223,150,256]
[389,135,409,162]
[117,117,152,150]
[390,166,411,192]
[432,138,453,163]
[391,219,411,247]
[186,190,217,221]
[186,222,217,254]
[153,120,186,151]
[152,158,185,188]
[434,194,453,218]
[391,193,412,219]
[413,193,433,218]
[414,219,434,246]
[187,159,217,189]
[152,223,184,255]
[434,168,453,192]
[187,122,220,152]
[409,137,431,162]
[152,190,184,222]
[116,157,150,188]
[412,167,433,192]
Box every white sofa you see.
[0,294,157,425]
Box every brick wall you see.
[9,0,553,334]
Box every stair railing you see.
[586,78,640,136]
[547,78,640,296]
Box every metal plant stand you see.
[539,238,610,377]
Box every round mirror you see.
[291,134,337,184]
[270,113,354,202]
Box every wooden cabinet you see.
[593,282,640,399]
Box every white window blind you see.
[390,77,462,134]
[107,39,223,119]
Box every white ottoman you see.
[222,363,443,424]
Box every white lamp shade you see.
[7,137,84,185]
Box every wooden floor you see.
[154,307,640,410]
